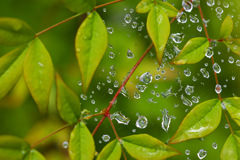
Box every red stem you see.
[94,0,125,9]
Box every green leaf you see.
[147,4,170,65]
[122,134,180,160]
[224,39,240,55]
[24,149,46,160]
[223,97,240,127]
[220,132,240,160]
[169,99,222,144]
[76,11,108,93]
[0,46,27,99]
[0,17,34,46]
[158,2,179,17]
[170,37,209,65]
[0,135,30,160]
[24,38,54,115]
[56,74,81,124]
[136,0,154,13]
[220,16,233,39]
[97,140,121,160]
[69,122,95,160]
[62,0,96,14]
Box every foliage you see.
[0,0,240,159]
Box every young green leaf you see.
[97,140,121,160]
[56,74,81,124]
[69,122,95,160]
[220,16,233,39]
[0,136,30,160]
[224,39,240,55]
[170,37,209,65]
[0,17,34,46]
[0,46,27,99]
[122,134,180,159]
[223,97,240,127]
[62,0,96,14]
[24,38,54,115]
[76,11,107,93]
[169,99,222,144]
[24,149,46,160]
[147,4,170,65]
[136,0,154,13]
[158,2,179,17]
[220,132,240,160]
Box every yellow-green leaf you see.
[136,0,154,13]
[170,37,209,65]
[62,0,96,14]
[24,38,54,115]
[0,136,30,160]
[158,2,179,17]
[56,74,81,124]
[122,134,180,160]
[220,16,233,39]
[223,97,240,127]
[76,11,107,93]
[0,17,34,46]
[220,132,240,160]
[169,99,222,144]
[24,149,46,160]
[97,140,121,160]
[224,39,240,55]
[69,122,95,160]
[147,4,170,64]
[0,46,27,99]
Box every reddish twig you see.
[94,0,125,9]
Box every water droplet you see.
[114,81,119,88]
[120,87,129,97]
[207,0,215,7]
[182,0,193,12]
[185,149,190,155]
[161,86,175,98]
[223,2,229,8]
[212,142,218,149]
[205,47,214,58]
[103,8,107,12]
[97,84,101,90]
[109,52,115,59]
[132,21,138,28]
[155,74,162,80]
[134,91,141,99]
[107,27,114,34]
[177,12,188,23]
[136,115,148,129]
[161,109,174,132]
[132,129,136,133]
[197,25,202,32]
[108,88,113,94]
[170,33,185,43]
[91,99,95,104]
[106,76,111,83]
[215,84,222,94]
[80,94,87,100]
[200,68,210,78]
[228,56,234,63]
[215,7,223,14]
[192,0,200,7]
[38,62,44,67]
[109,65,116,77]
[189,15,199,23]
[192,96,199,103]
[102,135,110,142]
[197,149,207,159]
[136,84,147,92]
[181,94,193,106]
[185,85,194,95]
[127,49,134,58]
[62,141,68,149]
[139,72,152,84]
[236,60,240,66]
[111,111,130,125]
[213,63,221,73]
[184,68,191,77]
[225,124,229,129]
[124,14,132,23]
[78,80,82,86]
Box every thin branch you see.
[81,112,105,121]
[92,115,107,136]
[35,13,82,37]
[31,124,70,148]
[223,110,234,135]
[95,0,125,10]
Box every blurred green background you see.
[1,0,240,159]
